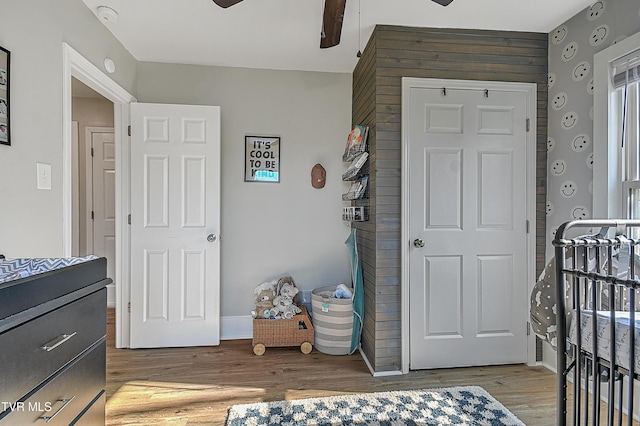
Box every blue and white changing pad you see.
[0,255,98,285]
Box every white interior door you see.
[408,83,530,369]
[130,103,221,348]
[90,129,116,297]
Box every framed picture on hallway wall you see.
[0,46,10,146]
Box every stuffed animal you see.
[251,288,275,319]
[254,280,277,295]
[251,281,277,319]
[255,288,274,304]
[251,303,272,319]
[271,295,301,319]
[253,276,303,319]
[275,276,295,296]
[279,282,299,300]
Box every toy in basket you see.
[251,277,314,355]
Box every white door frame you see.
[62,43,136,348]
[71,121,80,256]
[400,77,538,374]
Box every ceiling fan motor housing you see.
[432,0,454,5]
[212,0,454,49]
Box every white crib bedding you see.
[0,256,98,285]
[570,309,640,372]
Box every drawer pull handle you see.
[39,396,75,423]
[42,332,77,352]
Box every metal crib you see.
[554,220,640,426]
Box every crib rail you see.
[554,220,640,426]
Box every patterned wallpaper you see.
[546,0,640,258]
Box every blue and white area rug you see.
[225,385,524,425]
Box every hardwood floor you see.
[106,310,558,425]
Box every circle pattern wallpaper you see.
[545,0,640,258]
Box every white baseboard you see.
[542,362,557,374]
[107,283,115,308]
[360,347,403,377]
[221,315,253,340]
[108,313,253,340]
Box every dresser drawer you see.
[71,390,105,425]
[0,340,105,425]
[0,289,106,406]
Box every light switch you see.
[37,163,52,190]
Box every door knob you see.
[207,234,217,242]
[413,238,425,248]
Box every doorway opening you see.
[62,42,136,348]
[72,78,116,305]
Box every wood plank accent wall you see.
[351,31,378,370]
[351,25,548,373]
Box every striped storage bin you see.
[311,285,354,355]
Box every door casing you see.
[400,77,538,374]
[62,43,136,348]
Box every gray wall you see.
[546,0,640,257]
[0,0,356,323]
[136,62,353,317]
[0,0,137,257]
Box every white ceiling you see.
[81,0,595,74]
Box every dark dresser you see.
[0,258,110,425]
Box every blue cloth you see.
[346,228,364,354]
[332,283,353,299]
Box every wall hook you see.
[311,163,326,189]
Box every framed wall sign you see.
[0,46,9,146]
[245,135,280,182]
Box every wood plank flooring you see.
[106,310,558,425]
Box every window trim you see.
[593,31,640,219]
[623,180,640,219]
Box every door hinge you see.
[128,214,131,225]
[91,147,94,157]
[526,219,530,234]
[91,211,94,220]
[128,125,131,137]
[526,118,530,132]
[526,321,531,336]
[128,302,131,313]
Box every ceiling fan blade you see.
[431,0,453,5]
[212,0,244,8]
[320,0,347,49]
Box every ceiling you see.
[81,0,595,74]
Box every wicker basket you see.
[252,305,314,355]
